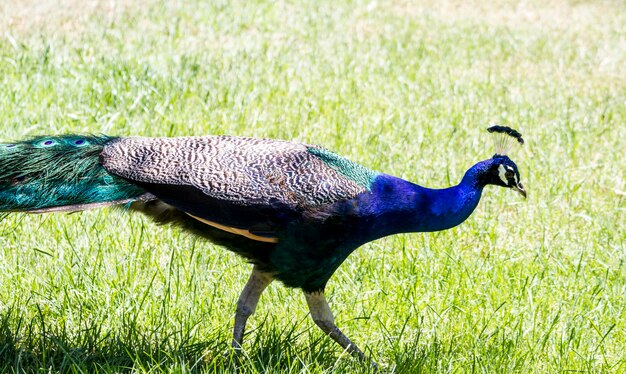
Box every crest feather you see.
[487,125,524,155]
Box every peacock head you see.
[482,154,526,198]
[472,125,526,198]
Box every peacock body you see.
[0,128,525,363]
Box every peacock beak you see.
[513,182,527,199]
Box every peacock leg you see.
[232,266,273,350]
[304,291,371,363]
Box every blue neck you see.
[348,160,491,243]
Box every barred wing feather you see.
[100,136,374,236]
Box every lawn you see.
[0,0,625,372]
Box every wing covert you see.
[100,136,374,209]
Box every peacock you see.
[0,126,525,362]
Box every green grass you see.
[1,0,625,372]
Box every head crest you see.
[487,125,524,155]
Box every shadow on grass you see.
[0,306,215,372]
[0,307,391,373]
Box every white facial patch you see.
[498,164,508,184]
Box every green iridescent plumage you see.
[0,135,146,212]
[307,147,378,190]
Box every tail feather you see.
[0,135,147,213]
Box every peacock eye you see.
[505,170,514,179]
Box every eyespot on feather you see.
[2,144,19,152]
[37,139,57,147]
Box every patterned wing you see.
[100,136,375,209]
